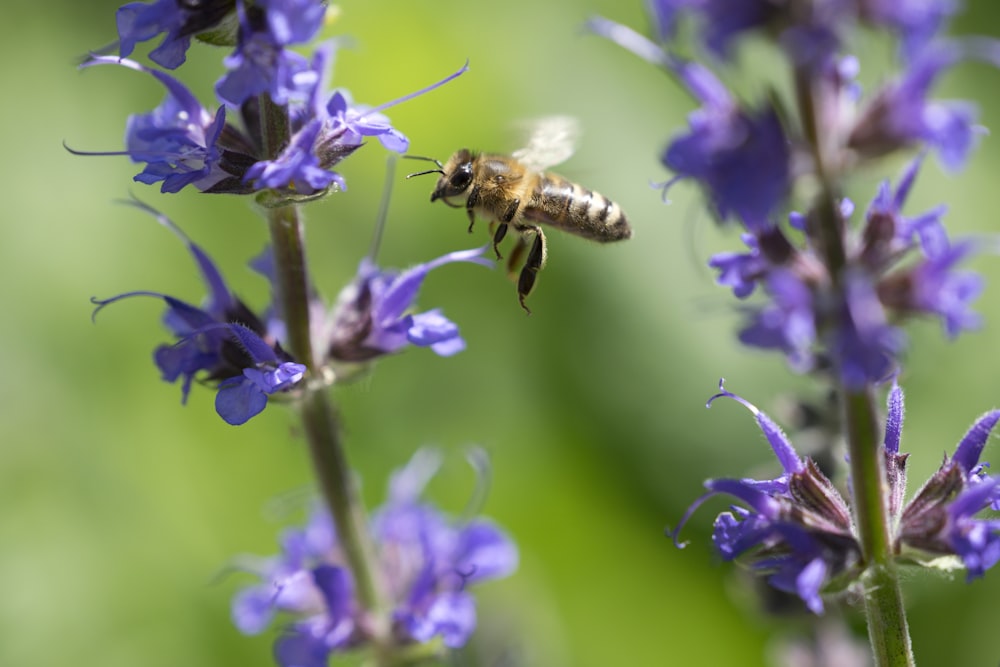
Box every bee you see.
[406,117,631,313]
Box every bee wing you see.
[511,116,580,172]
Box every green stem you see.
[257,93,391,653]
[265,204,391,645]
[794,67,914,667]
[842,389,912,666]
[259,94,291,164]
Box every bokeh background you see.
[4,1,1000,665]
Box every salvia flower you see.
[91,204,489,423]
[238,51,468,196]
[651,0,785,60]
[641,0,955,65]
[90,201,303,425]
[672,380,859,614]
[587,16,791,227]
[76,43,466,197]
[326,246,493,364]
[116,0,236,69]
[672,380,1000,613]
[848,44,983,172]
[857,0,958,59]
[77,57,229,193]
[231,449,518,663]
[660,59,791,226]
[710,156,983,387]
[886,384,1000,580]
[215,0,326,107]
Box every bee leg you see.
[516,226,547,314]
[465,185,480,233]
[501,198,520,223]
[492,222,508,260]
[505,235,528,280]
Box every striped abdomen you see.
[522,173,631,242]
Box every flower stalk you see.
[844,388,912,667]
[260,96,391,654]
[297,386,392,647]
[800,55,915,667]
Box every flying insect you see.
[407,117,631,313]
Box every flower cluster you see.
[86,2,517,665]
[589,3,997,387]
[81,1,465,198]
[712,155,981,387]
[91,201,491,425]
[672,381,1000,614]
[589,3,1000,653]
[231,450,518,665]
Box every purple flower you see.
[831,272,906,389]
[710,156,980,386]
[231,450,518,662]
[858,0,957,58]
[707,233,766,299]
[642,0,817,61]
[243,119,344,194]
[645,0,699,42]
[661,59,791,225]
[241,54,468,195]
[671,381,859,614]
[878,241,984,339]
[859,153,949,263]
[116,0,235,69]
[327,247,493,364]
[690,0,784,58]
[588,17,792,225]
[215,0,325,107]
[894,387,1000,580]
[90,201,304,425]
[77,57,228,193]
[849,44,981,172]
[674,380,1000,612]
[324,92,410,154]
[738,269,817,373]
[214,323,307,425]
[262,0,327,45]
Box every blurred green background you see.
[4,1,1000,665]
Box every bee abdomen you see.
[525,174,631,242]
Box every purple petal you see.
[951,411,1000,474]
[375,247,492,324]
[587,15,670,66]
[312,565,354,620]
[231,585,276,635]
[707,381,804,474]
[215,377,268,425]
[406,309,462,353]
[405,591,477,648]
[795,557,828,614]
[704,478,783,518]
[455,521,519,583]
[227,323,279,364]
[884,383,905,455]
[274,629,330,667]
[243,362,306,394]
[387,448,442,505]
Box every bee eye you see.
[451,164,473,191]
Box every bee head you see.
[405,150,475,206]
[429,149,476,203]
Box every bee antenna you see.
[403,154,445,178]
[368,155,397,261]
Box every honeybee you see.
[406,117,631,313]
